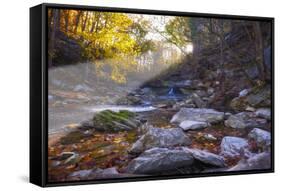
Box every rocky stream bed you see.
[48,80,272,182]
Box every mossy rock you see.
[92,110,139,132]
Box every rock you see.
[207,87,215,95]
[255,108,271,120]
[224,112,232,119]
[57,152,76,160]
[239,89,250,97]
[245,106,255,112]
[172,100,196,110]
[116,95,142,105]
[58,152,80,165]
[140,87,152,94]
[179,120,208,131]
[96,167,119,175]
[69,169,93,178]
[203,134,217,141]
[248,128,271,150]
[224,112,267,129]
[220,136,249,158]
[192,93,207,108]
[228,152,271,171]
[171,108,224,124]
[230,84,271,111]
[69,167,121,179]
[125,147,194,174]
[230,97,247,111]
[195,90,208,97]
[184,148,225,167]
[79,119,95,130]
[92,110,140,132]
[125,147,225,174]
[129,127,191,154]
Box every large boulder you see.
[125,147,225,174]
[228,152,271,171]
[248,128,271,150]
[230,84,271,111]
[179,120,208,131]
[224,112,267,129]
[129,127,191,154]
[170,108,225,124]
[220,136,249,158]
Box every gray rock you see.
[171,108,224,124]
[203,134,217,141]
[79,119,95,130]
[248,128,271,149]
[125,147,194,174]
[207,87,215,95]
[125,147,225,174]
[224,112,267,129]
[228,152,271,171]
[179,120,208,131]
[239,89,250,97]
[230,84,271,111]
[58,152,80,165]
[129,127,191,154]
[195,90,208,97]
[192,93,207,108]
[255,108,271,120]
[184,148,225,167]
[69,169,93,178]
[69,167,120,179]
[57,152,76,160]
[220,136,249,158]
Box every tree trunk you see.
[64,10,69,32]
[82,11,89,32]
[74,11,82,33]
[253,22,266,81]
[48,9,60,67]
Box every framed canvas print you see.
[30,3,274,187]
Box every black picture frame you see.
[30,3,274,187]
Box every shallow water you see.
[89,105,156,113]
[48,104,156,134]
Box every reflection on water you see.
[48,104,156,135]
[90,105,156,113]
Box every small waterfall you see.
[168,87,175,96]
